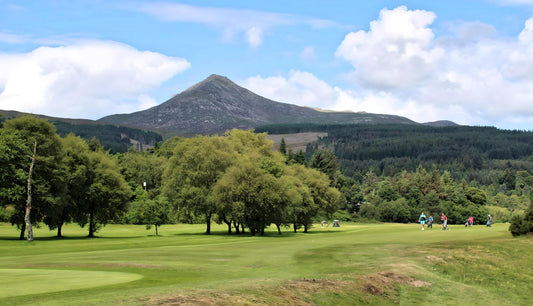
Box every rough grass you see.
[0,222,530,305]
[267,132,327,152]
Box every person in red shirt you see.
[441,213,448,230]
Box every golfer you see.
[419,212,427,230]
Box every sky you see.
[1,0,533,130]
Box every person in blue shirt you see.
[427,215,433,229]
[418,212,427,230]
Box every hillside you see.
[98,74,418,136]
[0,110,162,153]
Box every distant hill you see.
[98,74,419,136]
[423,120,460,127]
[0,110,162,153]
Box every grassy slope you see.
[0,222,530,305]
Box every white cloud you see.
[134,2,337,48]
[245,27,263,48]
[335,6,444,90]
[332,6,533,128]
[240,8,533,129]
[0,40,190,119]
[241,71,474,125]
[241,71,337,109]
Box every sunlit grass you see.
[0,222,530,305]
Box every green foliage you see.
[2,116,64,239]
[43,134,90,237]
[376,198,411,223]
[162,133,236,234]
[509,200,533,236]
[259,123,533,187]
[278,137,287,155]
[0,206,13,222]
[127,187,171,235]
[309,149,339,183]
[80,146,133,237]
[117,148,167,196]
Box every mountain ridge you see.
[98,74,421,136]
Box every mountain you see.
[98,74,419,136]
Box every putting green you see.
[0,268,143,298]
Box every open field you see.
[267,132,327,152]
[0,222,531,305]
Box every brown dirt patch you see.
[360,271,431,296]
[145,292,252,306]
[285,278,351,293]
[363,283,384,295]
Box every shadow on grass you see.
[168,227,341,238]
[0,235,146,241]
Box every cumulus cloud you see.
[0,40,190,119]
[335,6,444,89]
[334,6,533,127]
[242,7,533,129]
[134,2,337,48]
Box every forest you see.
[264,123,533,231]
[2,116,533,240]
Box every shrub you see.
[508,202,533,236]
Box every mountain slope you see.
[0,110,162,153]
[98,74,418,136]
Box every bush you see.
[0,206,13,222]
[377,198,411,223]
[358,202,376,220]
[508,202,533,236]
[331,210,353,222]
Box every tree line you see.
[2,116,532,239]
[0,116,340,239]
[259,123,533,230]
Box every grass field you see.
[0,222,531,305]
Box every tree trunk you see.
[205,213,211,234]
[223,217,232,234]
[57,221,63,238]
[88,206,95,237]
[276,224,282,235]
[155,224,158,236]
[303,224,308,233]
[233,221,240,234]
[25,141,37,242]
[19,222,26,240]
[57,206,67,238]
[293,223,297,233]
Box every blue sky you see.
[1,0,533,130]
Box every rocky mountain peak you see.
[98,75,419,136]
